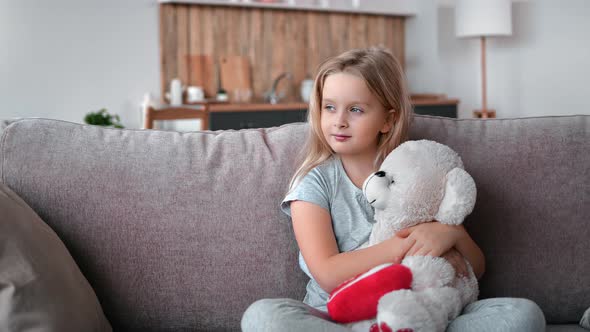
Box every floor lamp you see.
[455,0,512,118]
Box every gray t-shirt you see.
[280,157,375,312]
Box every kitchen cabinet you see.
[210,103,458,130]
[414,104,458,118]
[210,110,307,130]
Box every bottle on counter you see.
[216,88,228,102]
[170,78,183,106]
[300,77,314,103]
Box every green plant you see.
[84,108,124,128]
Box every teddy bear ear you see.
[435,167,477,225]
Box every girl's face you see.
[320,72,392,159]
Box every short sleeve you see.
[280,167,331,218]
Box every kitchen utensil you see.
[187,55,216,98]
[219,56,252,97]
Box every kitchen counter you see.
[187,96,458,113]
[146,95,460,130]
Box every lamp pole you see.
[481,36,488,118]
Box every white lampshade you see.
[455,0,513,38]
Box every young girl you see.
[242,47,545,331]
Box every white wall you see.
[2,0,588,129]
[406,0,590,118]
[0,0,160,128]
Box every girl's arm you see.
[398,222,485,279]
[291,200,415,293]
[454,225,485,279]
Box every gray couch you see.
[0,115,588,331]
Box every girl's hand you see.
[442,248,468,278]
[396,222,466,257]
[383,235,416,265]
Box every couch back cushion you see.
[1,119,308,331]
[409,115,589,324]
[1,115,588,327]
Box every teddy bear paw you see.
[370,322,412,332]
[377,289,437,332]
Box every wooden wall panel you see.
[175,6,190,87]
[160,4,406,101]
[159,4,178,97]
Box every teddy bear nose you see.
[375,171,386,177]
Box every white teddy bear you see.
[365,139,479,332]
[328,140,479,332]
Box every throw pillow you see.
[0,118,18,137]
[581,307,590,330]
[0,182,112,331]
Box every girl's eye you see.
[350,107,363,113]
[323,104,336,112]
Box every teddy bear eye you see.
[390,179,395,184]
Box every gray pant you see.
[241,297,546,332]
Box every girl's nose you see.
[335,111,348,128]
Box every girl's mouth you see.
[333,135,351,142]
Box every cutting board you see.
[219,56,252,94]
[187,54,216,98]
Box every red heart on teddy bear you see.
[327,263,412,323]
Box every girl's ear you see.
[380,109,396,134]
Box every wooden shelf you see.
[158,0,417,17]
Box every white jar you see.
[300,79,314,103]
[187,86,205,103]
[170,78,183,106]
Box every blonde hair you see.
[289,46,413,189]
